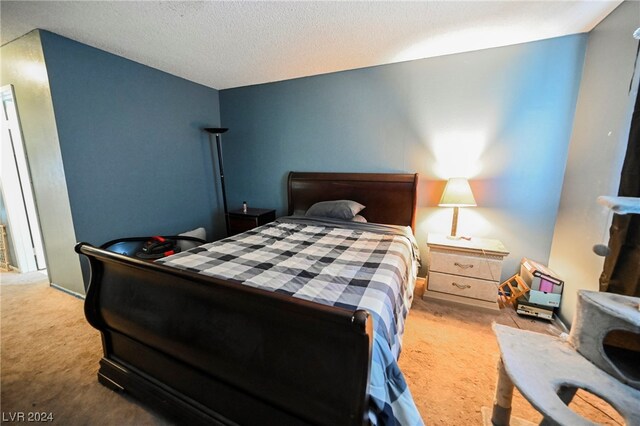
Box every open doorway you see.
[0,85,46,273]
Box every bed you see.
[76,172,421,425]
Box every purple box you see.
[539,278,555,293]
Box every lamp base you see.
[449,207,460,239]
[448,235,473,241]
[446,207,473,240]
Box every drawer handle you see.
[452,282,471,290]
[454,262,474,269]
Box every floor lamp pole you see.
[204,127,229,235]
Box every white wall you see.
[548,1,640,325]
[0,31,84,293]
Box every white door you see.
[0,85,47,271]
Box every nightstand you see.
[227,208,276,236]
[423,234,509,310]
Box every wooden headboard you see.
[287,172,418,231]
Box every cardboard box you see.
[520,258,563,307]
[526,289,562,307]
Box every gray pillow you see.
[305,200,365,220]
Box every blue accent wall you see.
[40,31,223,251]
[220,35,587,278]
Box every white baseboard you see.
[50,282,85,300]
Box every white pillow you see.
[352,215,367,223]
[177,227,207,251]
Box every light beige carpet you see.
[0,273,622,425]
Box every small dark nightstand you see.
[227,208,276,236]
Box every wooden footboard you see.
[76,243,373,426]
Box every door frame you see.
[1,84,47,272]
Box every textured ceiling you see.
[1,1,623,90]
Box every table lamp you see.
[439,177,476,238]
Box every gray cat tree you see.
[486,196,640,425]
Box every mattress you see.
[158,216,423,425]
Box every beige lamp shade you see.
[439,178,477,207]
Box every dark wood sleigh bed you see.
[75,172,418,426]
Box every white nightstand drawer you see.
[429,251,502,281]
[428,271,498,302]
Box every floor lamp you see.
[204,127,229,234]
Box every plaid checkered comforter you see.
[158,217,423,425]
